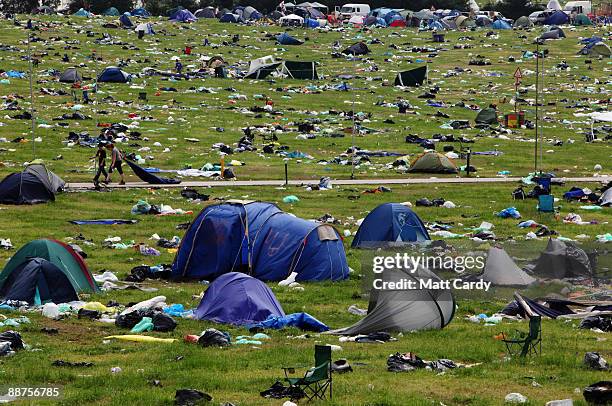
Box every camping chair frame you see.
[501,315,542,357]
[537,194,555,214]
[283,345,332,401]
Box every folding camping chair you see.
[537,194,555,213]
[501,315,542,357]
[283,345,332,401]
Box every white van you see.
[563,1,592,15]
[335,3,371,20]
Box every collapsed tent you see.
[194,272,285,325]
[59,67,82,83]
[479,247,536,286]
[97,67,131,83]
[281,61,318,79]
[600,188,612,206]
[245,56,281,79]
[277,32,303,45]
[342,42,370,56]
[408,152,458,174]
[331,266,455,334]
[172,201,349,281]
[120,13,133,27]
[352,203,430,248]
[135,22,154,35]
[394,66,427,87]
[529,238,592,279]
[475,107,498,125]
[0,164,64,205]
[580,41,611,57]
[243,6,262,20]
[0,239,99,304]
[170,9,197,22]
[543,10,569,25]
[125,160,180,185]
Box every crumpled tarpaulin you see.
[248,312,329,332]
[126,160,181,185]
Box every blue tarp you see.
[544,10,569,25]
[172,202,350,281]
[69,219,137,225]
[304,18,319,28]
[249,312,329,332]
[194,272,285,325]
[170,9,197,22]
[491,19,511,29]
[125,160,180,184]
[352,203,430,248]
[277,32,303,45]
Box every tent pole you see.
[534,42,539,173]
[28,30,36,159]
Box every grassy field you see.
[0,14,610,406]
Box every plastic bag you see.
[198,328,230,347]
[116,310,144,329]
[0,331,24,351]
[131,317,154,333]
[175,389,212,405]
[152,313,177,332]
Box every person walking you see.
[105,143,126,185]
[91,142,108,189]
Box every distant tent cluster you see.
[172,201,350,282]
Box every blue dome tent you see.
[219,13,239,23]
[170,9,197,22]
[73,8,92,17]
[194,272,285,325]
[544,10,569,25]
[131,8,151,17]
[491,19,511,29]
[172,201,349,282]
[352,203,430,248]
[97,67,131,83]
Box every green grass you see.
[0,15,610,406]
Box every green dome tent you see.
[513,16,533,28]
[573,14,592,26]
[103,7,120,16]
[408,152,458,174]
[0,239,99,297]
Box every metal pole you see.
[350,84,355,180]
[466,148,471,177]
[534,42,539,173]
[539,47,544,173]
[284,162,288,186]
[27,30,36,159]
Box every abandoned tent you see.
[352,203,430,248]
[478,247,536,287]
[194,272,285,325]
[59,67,82,83]
[0,239,99,304]
[0,164,65,205]
[97,67,131,83]
[528,238,592,279]
[394,66,427,87]
[331,266,455,335]
[171,201,349,282]
[408,152,459,174]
